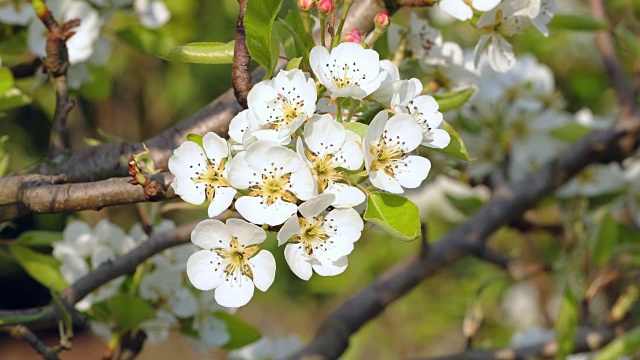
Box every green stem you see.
[335,98,344,122]
[300,11,315,47]
[319,13,328,48]
[345,99,359,122]
[332,0,354,48]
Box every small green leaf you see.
[0,135,8,177]
[160,41,235,64]
[0,89,32,112]
[79,65,112,101]
[186,133,204,147]
[9,244,68,292]
[445,193,484,216]
[550,14,609,31]
[278,16,307,59]
[0,67,14,95]
[555,286,579,360]
[591,210,618,267]
[17,231,63,247]
[428,121,473,161]
[92,294,156,333]
[594,325,640,360]
[117,25,174,55]
[245,0,283,76]
[286,57,302,71]
[617,25,640,58]
[356,104,384,125]
[217,311,262,350]
[549,123,591,143]
[433,88,474,112]
[364,192,421,241]
[342,122,368,139]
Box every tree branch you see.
[0,325,60,360]
[0,222,195,326]
[0,173,175,221]
[232,0,251,109]
[413,326,615,360]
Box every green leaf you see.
[160,41,235,64]
[217,311,262,350]
[92,294,156,333]
[428,121,473,161]
[186,133,204,147]
[342,122,368,139]
[549,123,591,143]
[17,231,63,247]
[0,89,32,112]
[79,65,113,101]
[117,25,174,55]
[594,325,640,360]
[277,17,307,60]
[433,88,474,112]
[618,25,640,58]
[445,193,484,216]
[555,286,579,360]
[364,192,421,241]
[356,104,384,125]
[245,0,282,77]
[9,244,68,292]
[286,57,302,71]
[0,67,14,95]
[591,210,618,267]
[550,14,609,31]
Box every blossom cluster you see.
[169,42,450,307]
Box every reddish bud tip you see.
[374,12,390,28]
[317,0,333,14]
[344,29,363,43]
[297,0,315,11]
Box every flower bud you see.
[317,0,333,14]
[344,29,363,43]
[374,12,390,29]
[297,0,315,11]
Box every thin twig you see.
[0,325,60,360]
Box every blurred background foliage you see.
[1,0,640,359]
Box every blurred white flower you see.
[0,0,34,25]
[134,0,170,29]
[438,0,500,21]
[229,335,303,360]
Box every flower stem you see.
[345,99,359,122]
[319,13,328,48]
[356,183,371,196]
[300,11,315,47]
[335,98,344,122]
[331,0,354,48]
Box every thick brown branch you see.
[414,326,615,360]
[0,222,195,326]
[0,325,60,360]
[232,0,251,109]
[0,173,174,221]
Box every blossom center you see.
[290,216,329,256]
[192,159,231,202]
[266,90,305,129]
[249,172,297,206]
[215,237,259,279]
[404,100,433,134]
[369,130,408,177]
[304,149,349,192]
[325,60,364,89]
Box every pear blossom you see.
[438,0,501,21]
[228,140,315,226]
[369,60,423,106]
[229,335,303,360]
[277,194,364,280]
[0,1,34,25]
[186,290,232,351]
[134,0,171,29]
[363,111,431,194]
[310,42,386,99]
[186,218,276,308]
[168,132,236,218]
[391,81,450,149]
[247,69,317,140]
[298,114,365,208]
[515,0,555,36]
[474,1,532,72]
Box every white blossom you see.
[363,111,431,193]
[186,219,276,308]
[0,1,34,25]
[277,193,363,280]
[168,132,236,218]
[391,81,450,149]
[310,42,386,99]
[228,140,315,226]
[229,335,303,360]
[298,114,365,208]
[134,0,171,29]
[438,0,501,21]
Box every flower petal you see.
[312,256,348,277]
[207,186,236,218]
[186,250,226,291]
[303,114,346,156]
[384,114,424,153]
[214,274,254,307]
[423,128,451,149]
[277,215,302,246]
[202,132,229,163]
[298,193,335,219]
[249,250,276,292]
[370,169,404,194]
[191,219,231,249]
[325,182,366,208]
[235,196,297,226]
[226,218,267,247]
[324,208,364,241]
[394,155,431,189]
[284,244,313,280]
[227,152,260,190]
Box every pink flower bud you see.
[317,0,333,14]
[344,29,363,43]
[297,0,314,11]
[374,12,390,28]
